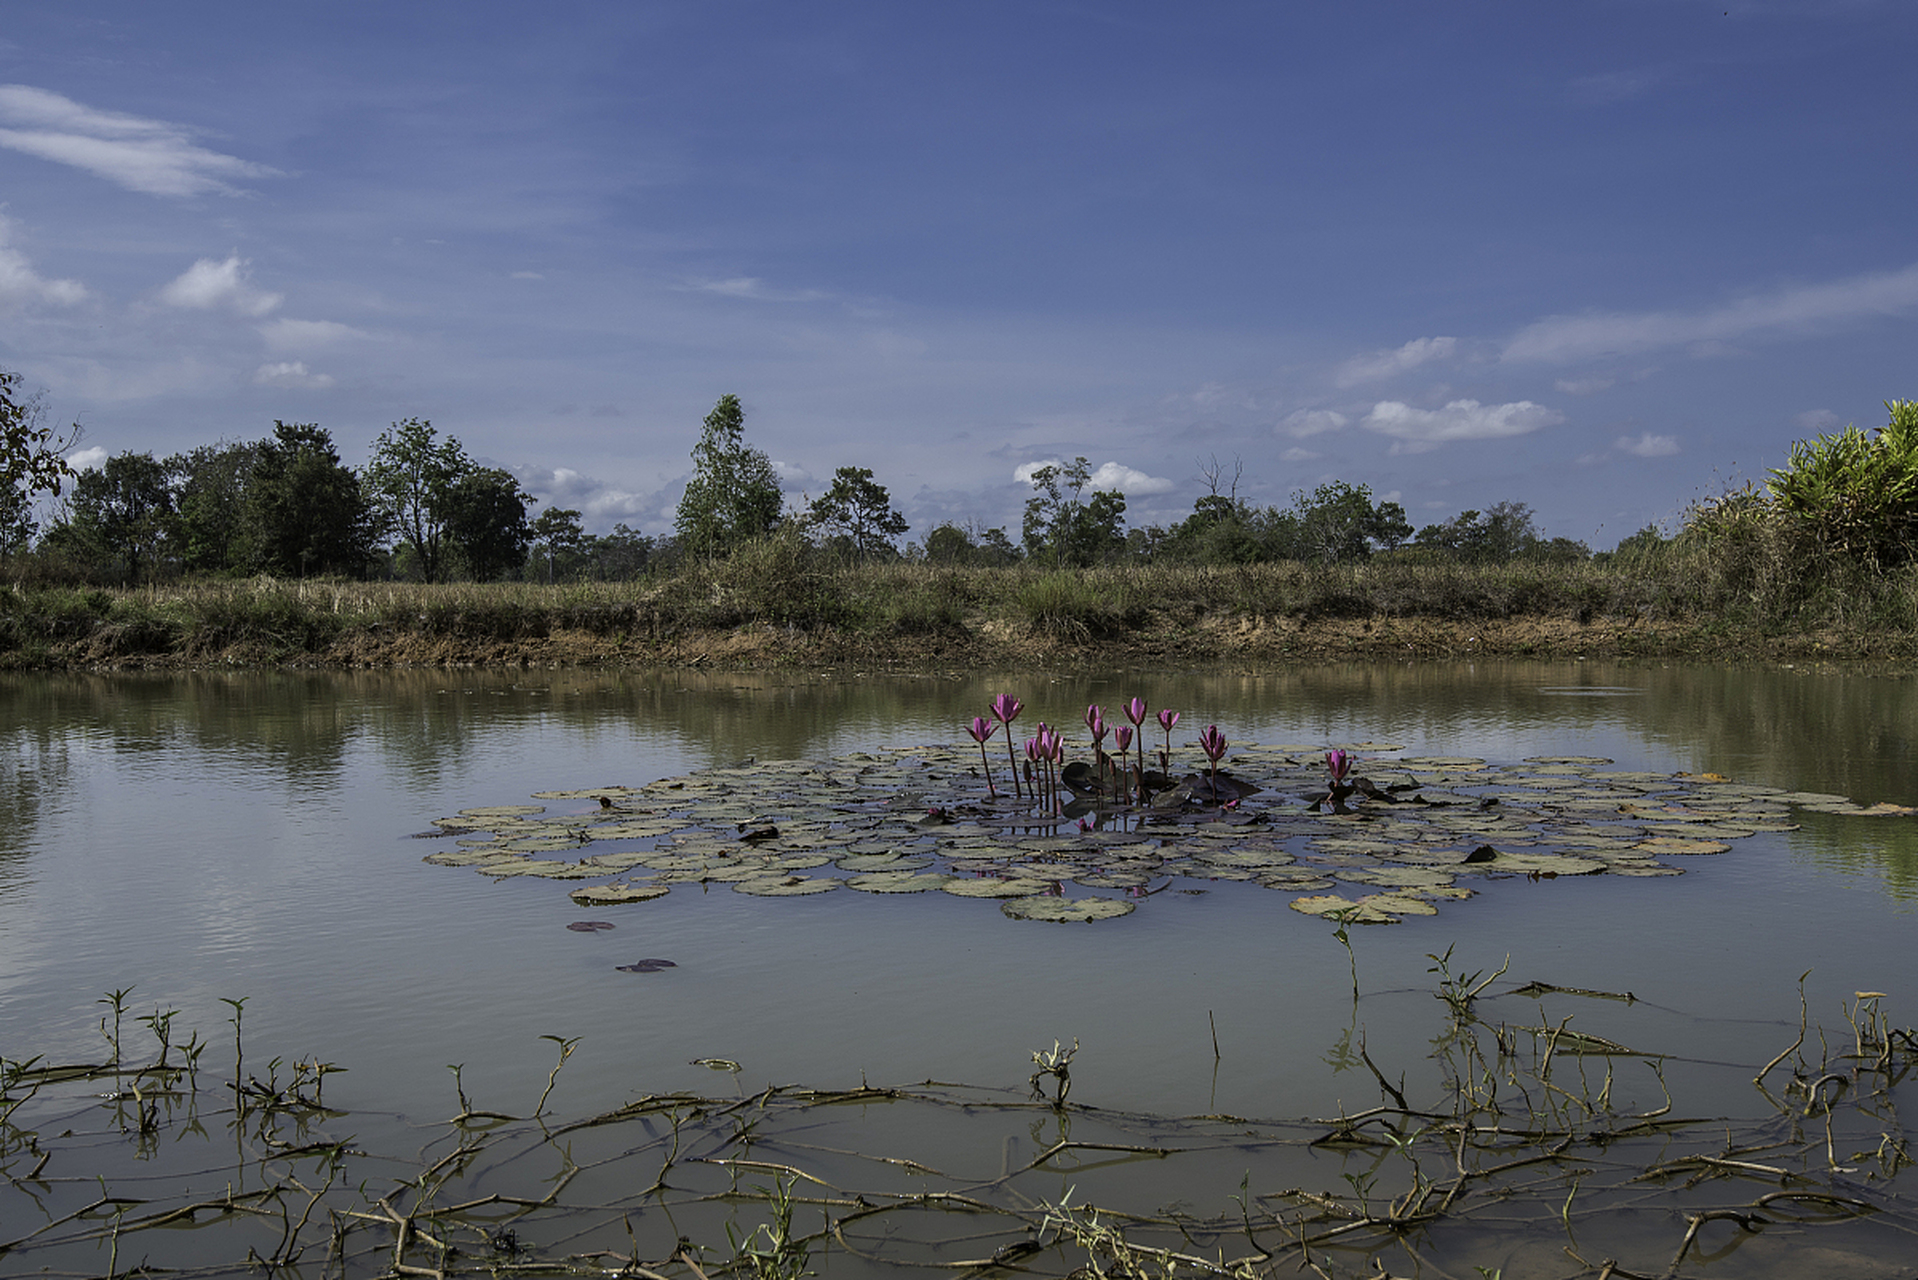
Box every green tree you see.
[362,418,471,582]
[2,370,80,552]
[1022,457,1126,566]
[166,440,263,574]
[1280,481,1411,564]
[588,523,653,579]
[806,466,908,561]
[2,369,78,504]
[1764,399,1918,565]
[444,466,534,581]
[250,421,375,577]
[674,394,782,557]
[54,451,175,581]
[527,506,588,581]
[1414,501,1541,563]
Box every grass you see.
[4,535,1918,669]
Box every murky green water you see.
[2,660,1916,1275]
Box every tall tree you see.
[674,394,782,557]
[1022,458,1126,566]
[57,451,174,581]
[250,421,374,577]
[527,506,587,581]
[167,440,263,574]
[362,418,471,582]
[806,466,908,561]
[444,466,533,581]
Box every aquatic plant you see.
[1198,723,1228,800]
[1156,707,1180,775]
[965,714,999,795]
[990,693,1024,798]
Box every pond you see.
[2,660,1916,1277]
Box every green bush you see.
[1766,399,1918,566]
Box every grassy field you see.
[5,525,1917,669]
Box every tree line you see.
[4,377,1606,585]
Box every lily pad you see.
[1000,896,1135,923]
[568,883,670,906]
[615,959,677,973]
[566,920,615,932]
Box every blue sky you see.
[3,1,1915,549]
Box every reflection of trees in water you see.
[0,725,70,891]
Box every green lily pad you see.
[1000,896,1135,923]
[943,877,1061,898]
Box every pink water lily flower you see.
[1084,704,1107,749]
[1326,748,1351,784]
[991,695,1025,797]
[967,716,999,795]
[1199,724,1227,764]
[1125,696,1148,727]
[1114,725,1133,752]
[1198,724,1228,802]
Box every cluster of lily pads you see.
[420,696,1912,925]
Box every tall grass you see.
[3,527,1916,668]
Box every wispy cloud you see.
[0,215,87,307]
[1795,408,1840,430]
[1361,399,1563,452]
[1279,408,1350,438]
[1335,336,1457,387]
[253,361,334,389]
[1554,375,1615,396]
[1616,432,1679,458]
[1503,262,1918,363]
[0,84,280,197]
[160,255,282,316]
[687,276,830,303]
[259,318,366,350]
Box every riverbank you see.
[4,556,1915,669]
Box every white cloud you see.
[0,84,280,197]
[1013,459,1172,494]
[1503,261,1918,363]
[253,361,334,389]
[1616,432,1679,458]
[160,256,281,316]
[1278,446,1321,462]
[1554,375,1615,396]
[1795,409,1840,431]
[1335,336,1457,387]
[259,318,365,350]
[1361,399,1563,452]
[511,270,545,280]
[1087,462,1173,494]
[66,446,108,471]
[688,276,829,303]
[0,215,86,307]
[1280,408,1349,438]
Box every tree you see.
[250,422,375,577]
[806,466,908,561]
[362,418,471,582]
[444,466,533,581]
[166,440,263,574]
[674,394,782,557]
[1414,501,1542,563]
[3,370,80,553]
[54,451,174,581]
[1284,482,1410,564]
[527,506,588,581]
[589,523,654,579]
[1022,457,1129,566]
